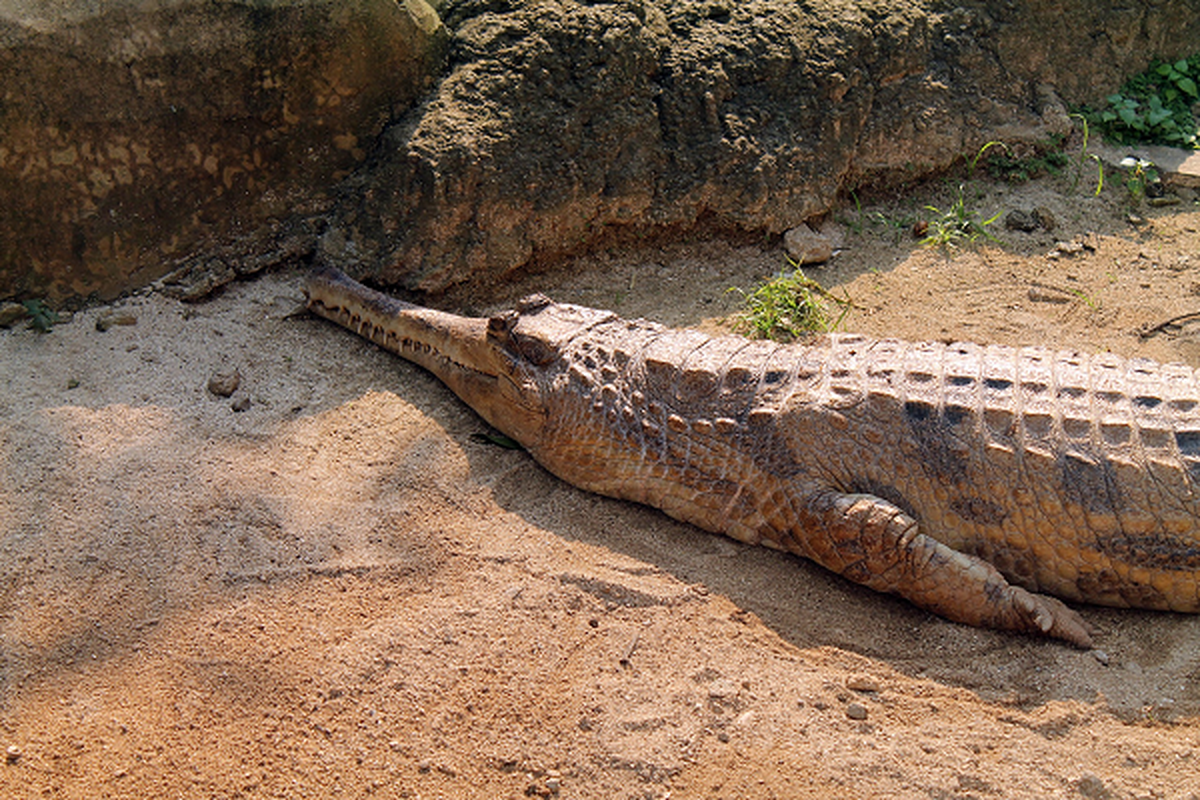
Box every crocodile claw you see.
[1012,587,1095,649]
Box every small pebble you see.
[546,770,562,793]
[231,394,252,413]
[1004,209,1038,232]
[1032,206,1056,231]
[782,224,833,265]
[95,311,138,332]
[1092,649,1110,666]
[847,675,880,693]
[1075,772,1113,800]
[5,745,20,763]
[845,702,868,720]
[1148,195,1181,207]
[0,302,28,328]
[208,369,241,398]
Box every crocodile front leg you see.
[790,490,1095,648]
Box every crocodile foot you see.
[1009,587,1095,649]
[797,490,1097,648]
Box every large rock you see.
[318,0,1200,295]
[0,0,446,301]
[995,0,1200,105]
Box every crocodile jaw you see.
[304,267,546,445]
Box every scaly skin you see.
[305,267,1200,647]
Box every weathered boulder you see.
[0,0,446,301]
[316,0,1200,295]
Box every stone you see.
[846,675,880,693]
[0,0,448,302]
[207,369,241,398]
[1174,186,1199,203]
[95,312,138,332]
[1074,773,1113,800]
[845,702,868,720]
[783,225,833,266]
[1032,206,1056,232]
[997,1,1200,106]
[5,0,1192,301]
[315,0,1076,291]
[0,302,27,328]
[316,0,1196,293]
[1005,210,1039,232]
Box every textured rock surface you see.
[317,0,1198,294]
[0,0,446,301]
[2,0,1195,302]
[994,0,1200,105]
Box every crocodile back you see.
[527,322,1200,612]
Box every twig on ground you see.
[1138,311,1200,339]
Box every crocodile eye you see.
[514,334,555,367]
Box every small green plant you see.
[839,191,868,235]
[728,267,852,341]
[1085,55,1200,148]
[919,185,1002,249]
[1068,114,1105,196]
[838,191,916,243]
[1120,156,1160,203]
[1069,287,1101,310]
[470,432,524,450]
[21,299,58,333]
[968,140,1012,177]
[978,137,1074,184]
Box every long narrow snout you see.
[304,266,520,418]
[304,267,496,377]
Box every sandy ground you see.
[3,167,1200,798]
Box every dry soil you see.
[3,167,1200,799]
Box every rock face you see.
[0,0,446,301]
[2,0,1194,302]
[316,0,1200,294]
[995,0,1200,105]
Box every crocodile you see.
[305,266,1200,648]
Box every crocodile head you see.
[304,267,614,447]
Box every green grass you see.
[919,185,1001,250]
[728,266,852,342]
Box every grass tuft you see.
[728,266,852,342]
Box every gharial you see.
[305,266,1200,648]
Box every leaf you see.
[469,432,524,450]
[1158,63,1175,77]
[1147,106,1172,126]
[1175,59,1190,74]
[1178,76,1198,98]
[1118,107,1139,126]
[21,299,58,333]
